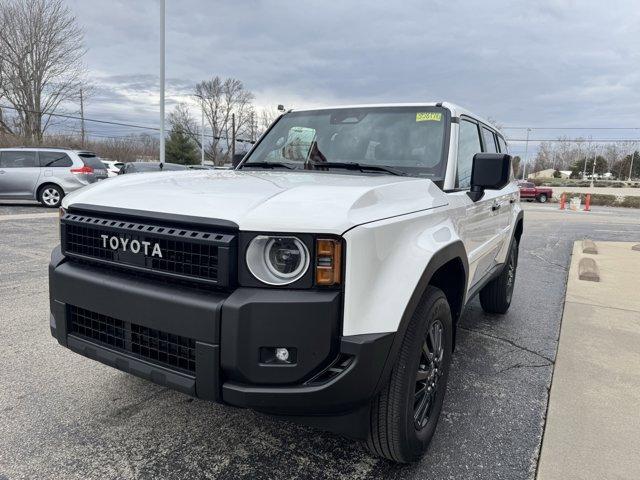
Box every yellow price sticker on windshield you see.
[416,112,442,122]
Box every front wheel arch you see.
[373,241,468,395]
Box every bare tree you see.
[258,105,281,135]
[167,102,218,161]
[195,77,254,164]
[0,0,86,142]
[168,103,200,141]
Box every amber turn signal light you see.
[315,239,342,285]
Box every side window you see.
[457,120,482,189]
[481,127,498,153]
[497,136,508,153]
[0,151,37,168]
[39,151,73,168]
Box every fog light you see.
[275,348,290,362]
[260,346,297,364]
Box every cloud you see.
[61,0,640,146]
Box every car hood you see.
[63,170,448,234]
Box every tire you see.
[538,193,548,203]
[479,240,518,314]
[37,184,64,208]
[366,286,453,463]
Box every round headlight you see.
[246,235,310,285]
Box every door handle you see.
[491,203,501,211]
[0,170,5,174]
[510,198,516,204]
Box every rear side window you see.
[481,127,497,153]
[497,136,508,153]
[0,151,37,168]
[39,151,73,168]
[457,120,482,189]
[79,153,107,169]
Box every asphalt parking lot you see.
[1,201,639,480]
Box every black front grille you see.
[61,212,235,287]
[68,305,196,374]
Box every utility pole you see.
[590,144,599,188]
[522,128,530,180]
[250,111,256,142]
[201,106,205,165]
[231,113,236,161]
[582,140,591,179]
[628,144,636,181]
[193,93,206,165]
[159,0,165,164]
[79,88,85,147]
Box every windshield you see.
[241,106,448,179]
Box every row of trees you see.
[0,130,161,163]
[527,139,639,179]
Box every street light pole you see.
[159,0,165,164]
[522,128,530,180]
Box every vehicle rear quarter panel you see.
[342,206,462,336]
[38,154,86,194]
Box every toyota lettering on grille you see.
[100,234,163,258]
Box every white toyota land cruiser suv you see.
[49,102,523,463]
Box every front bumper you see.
[49,246,394,418]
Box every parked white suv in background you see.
[0,147,108,207]
[49,102,523,463]
[101,160,125,177]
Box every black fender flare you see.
[373,240,469,394]
[514,209,524,244]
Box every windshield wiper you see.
[239,161,296,170]
[307,161,406,176]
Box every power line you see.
[506,138,640,143]
[503,126,640,130]
[0,103,255,144]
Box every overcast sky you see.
[64,0,640,153]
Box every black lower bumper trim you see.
[67,335,197,396]
[222,332,395,415]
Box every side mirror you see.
[467,153,512,202]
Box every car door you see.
[497,134,518,227]
[449,119,506,289]
[520,182,535,199]
[482,127,512,232]
[0,150,41,198]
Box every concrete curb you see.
[581,239,598,254]
[537,242,640,480]
[578,257,599,281]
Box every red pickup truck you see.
[518,181,553,203]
